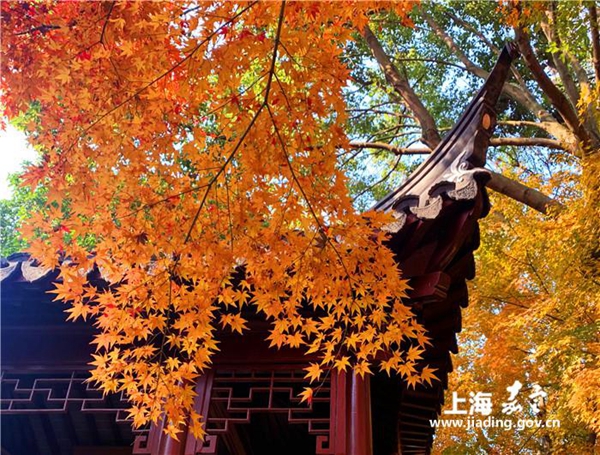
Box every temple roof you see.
[374,43,518,232]
[1,252,58,284]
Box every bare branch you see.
[394,57,467,72]
[347,108,415,121]
[350,137,564,156]
[515,26,593,151]
[100,1,116,45]
[489,137,564,149]
[589,3,600,83]
[480,295,565,322]
[14,24,61,36]
[487,172,564,215]
[349,141,429,156]
[361,25,442,149]
[353,156,403,201]
[498,120,557,129]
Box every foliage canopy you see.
[1,0,428,438]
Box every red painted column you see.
[156,419,187,455]
[133,418,187,455]
[184,372,215,455]
[326,371,347,454]
[347,372,373,455]
[158,434,185,455]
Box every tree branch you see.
[486,172,564,215]
[542,8,600,148]
[349,141,430,156]
[444,10,501,55]
[353,156,403,201]
[184,1,281,244]
[350,137,564,156]
[540,0,600,149]
[498,120,558,129]
[422,13,486,79]
[480,295,564,322]
[539,6,580,109]
[394,57,467,72]
[422,11,559,126]
[349,141,564,214]
[100,1,116,45]
[422,9,583,153]
[514,26,593,151]
[14,24,61,36]
[489,137,564,149]
[361,25,442,149]
[589,3,600,83]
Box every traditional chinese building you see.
[1,45,518,455]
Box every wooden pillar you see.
[134,419,187,455]
[326,371,347,454]
[157,422,186,455]
[184,372,214,454]
[347,372,373,455]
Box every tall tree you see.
[336,2,600,452]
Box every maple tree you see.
[1,0,434,439]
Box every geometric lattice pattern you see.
[134,368,334,455]
[0,371,132,423]
[177,369,334,454]
[207,369,330,435]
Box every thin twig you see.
[183,1,286,244]
[352,155,403,201]
[14,24,61,36]
[100,1,116,45]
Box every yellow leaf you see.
[419,366,438,386]
[304,362,323,383]
[299,387,314,404]
[334,356,351,372]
